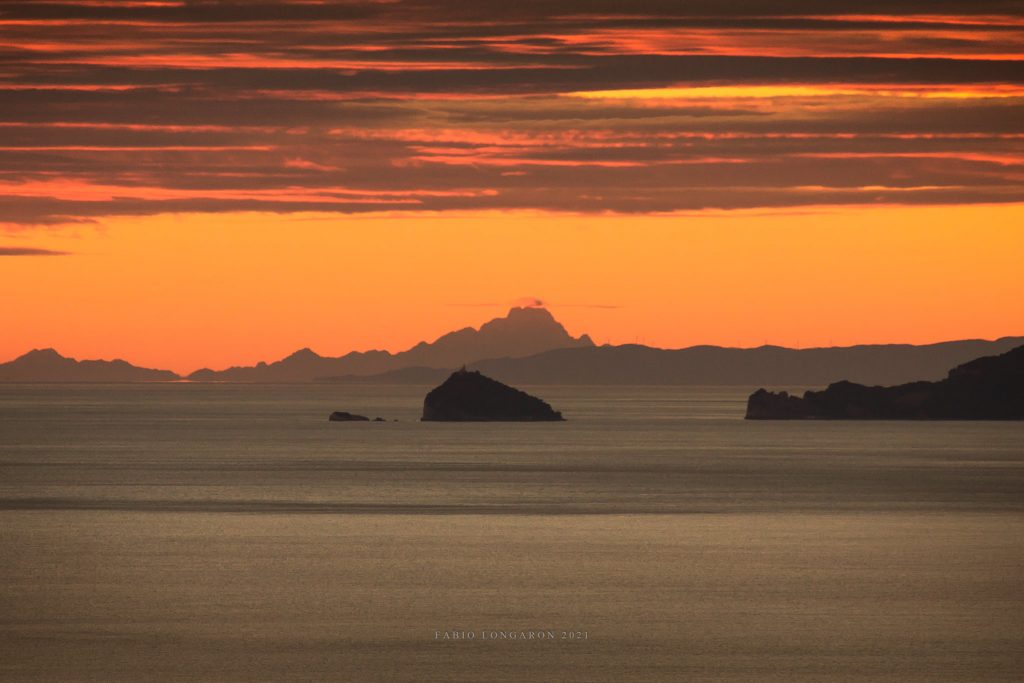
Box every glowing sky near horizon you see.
[1,1,1022,370]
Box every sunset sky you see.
[1,1,1022,373]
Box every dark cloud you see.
[1,1,1022,224]
[0,246,69,256]
[1,1,1019,22]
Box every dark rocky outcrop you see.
[328,411,370,422]
[746,344,1024,420]
[422,369,564,421]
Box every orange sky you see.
[2,3,1023,372]
[3,204,1022,374]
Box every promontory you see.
[746,344,1024,420]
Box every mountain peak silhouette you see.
[402,306,593,369]
[22,348,62,360]
[283,347,321,362]
[186,306,592,381]
[478,306,559,334]
[502,305,555,320]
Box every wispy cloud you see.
[448,297,621,309]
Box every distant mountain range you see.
[0,348,178,383]
[2,306,1021,386]
[464,338,1024,387]
[187,306,593,382]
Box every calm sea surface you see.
[1,384,1022,681]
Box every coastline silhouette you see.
[746,344,1024,420]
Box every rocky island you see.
[422,368,564,421]
[328,411,389,422]
[328,411,370,421]
[746,344,1024,420]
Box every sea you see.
[0,383,1021,682]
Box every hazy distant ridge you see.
[187,306,593,382]
[0,348,178,383]
[2,307,1021,386]
[466,338,1024,387]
